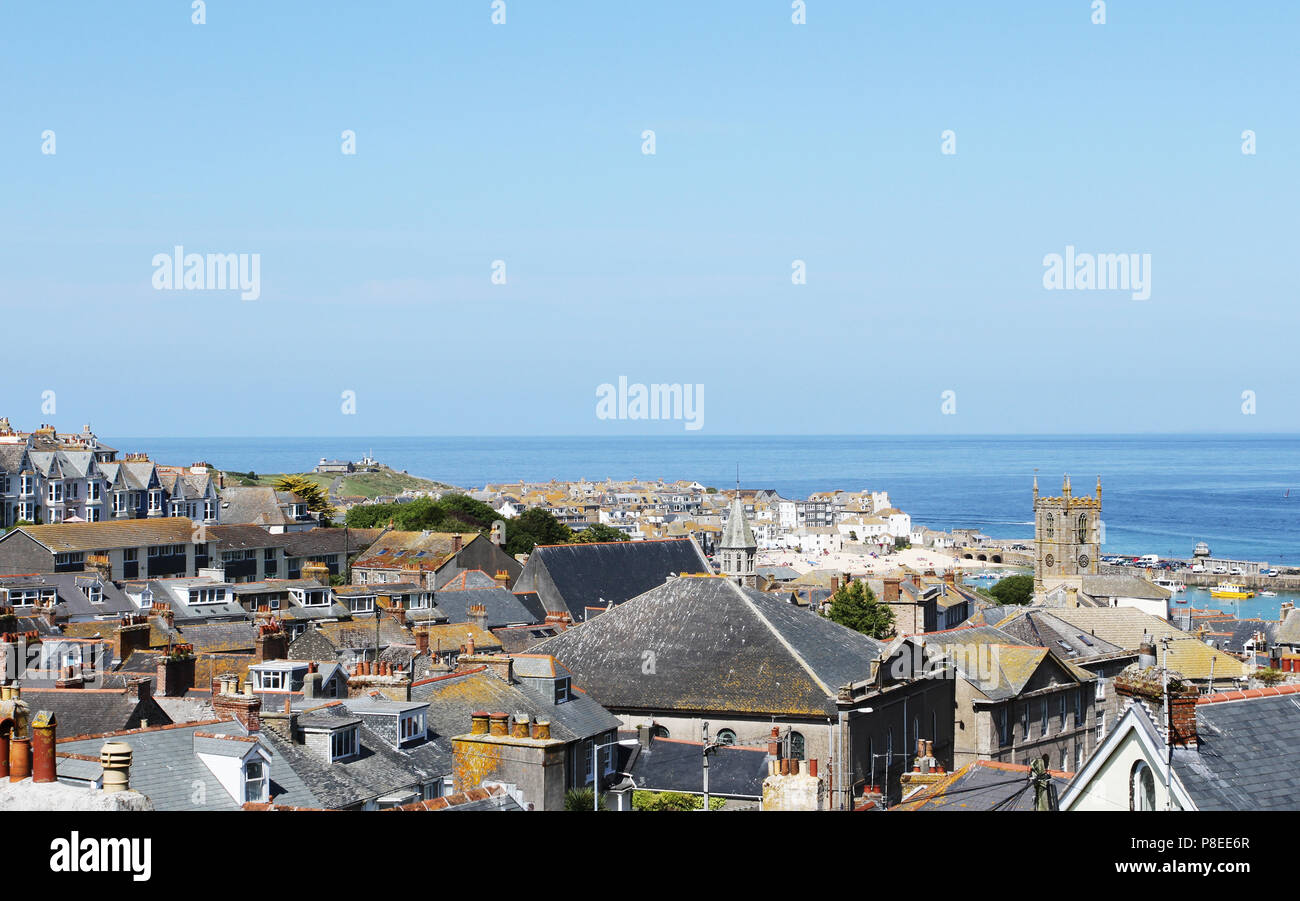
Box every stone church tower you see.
[720,493,758,588]
[1033,474,1102,599]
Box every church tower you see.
[1033,474,1102,598]
[720,491,758,588]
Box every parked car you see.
[1267,569,1280,577]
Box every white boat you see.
[1260,590,1278,597]
[1153,577,1185,594]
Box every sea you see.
[112,433,1300,615]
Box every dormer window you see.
[347,594,375,614]
[399,710,426,744]
[555,676,571,703]
[293,588,328,607]
[190,586,227,605]
[243,759,268,803]
[331,726,359,762]
[257,669,286,690]
[410,592,432,609]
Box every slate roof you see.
[22,688,174,739]
[411,666,622,747]
[218,487,300,529]
[892,760,1072,811]
[918,625,1094,701]
[2,517,195,552]
[1275,608,1300,646]
[0,572,135,620]
[492,624,561,653]
[256,702,446,809]
[206,525,291,550]
[282,528,382,558]
[440,569,501,590]
[433,587,542,628]
[616,733,769,799]
[57,719,263,810]
[530,575,882,718]
[993,608,1126,661]
[1172,691,1300,811]
[1080,574,1171,601]
[1045,607,1251,682]
[516,538,710,622]
[353,531,477,573]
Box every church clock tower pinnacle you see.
[1032,472,1102,600]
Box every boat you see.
[1261,590,1278,597]
[1209,582,1255,599]
[1153,577,1185,594]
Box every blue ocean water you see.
[112,434,1300,566]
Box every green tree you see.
[275,475,336,523]
[631,790,726,811]
[823,580,895,640]
[571,523,630,543]
[505,508,573,556]
[989,574,1034,606]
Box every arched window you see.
[652,725,670,739]
[1045,512,1054,538]
[716,729,736,746]
[1077,513,1088,544]
[1131,761,1156,811]
[788,731,806,760]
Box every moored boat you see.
[1209,582,1255,599]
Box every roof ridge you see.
[729,580,835,697]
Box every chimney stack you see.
[30,710,56,783]
[452,535,463,553]
[1138,633,1157,669]
[468,603,488,632]
[414,629,429,655]
[883,576,901,604]
[494,569,510,589]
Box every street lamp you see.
[592,737,639,811]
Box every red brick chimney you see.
[212,679,262,733]
[113,615,152,661]
[255,621,288,663]
[414,629,429,655]
[452,535,463,553]
[883,577,901,604]
[155,646,196,697]
[1168,690,1199,748]
[830,576,840,594]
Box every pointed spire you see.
[1096,474,1102,499]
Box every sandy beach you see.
[757,546,1025,577]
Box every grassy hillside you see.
[220,465,454,500]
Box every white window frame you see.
[257,669,286,691]
[243,758,268,802]
[331,727,359,762]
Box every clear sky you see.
[2,1,1296,436]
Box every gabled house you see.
[1062,678,1300,811]
[918,623,1098,774]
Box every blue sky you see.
[2,1,1297,436]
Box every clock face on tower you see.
[1045,554,1055,568]
[1078,554,1089,568]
